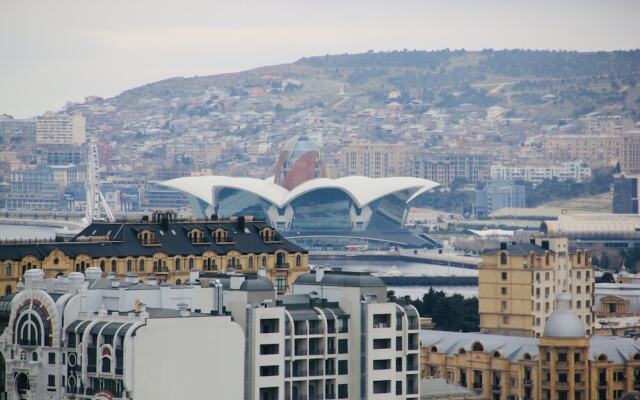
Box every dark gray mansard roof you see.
[0,220,306,261]
[483,242,554,257]
[294,270,386,288]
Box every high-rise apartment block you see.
[216,269,421,400]
[490,160,591,183]
[613,173,640,214]
[343,142,406,178]
[478,237,594,338]
[474,181,526,219]
[36,111,86,145]
[543,130,640,173]
[410,153,490,186]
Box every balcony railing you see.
[276,262,290,270]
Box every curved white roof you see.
[162,175,439,208]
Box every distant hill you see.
[102,49,640,123]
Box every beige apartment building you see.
[543,130,640,173]
[342,142,406,177]
[479,237,594,338]
[36,111,86,145]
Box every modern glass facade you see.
[289,189,353,232]
[215,188,272,221]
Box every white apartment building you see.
[36,112,86,145]
[490,160,591,183]
[210,270,421,400]
[0,268,244,400]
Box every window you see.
[501,287,507,295]
[501,301,507,310]
[338,360,348,375]
[48,352,55,364]
[501,272,507,280]
[296,254,301,267]
[127,260,132,272]
[614,371,625,381]
[396,357,402,372]
[139,259,144,271]
[500,252,508,265]
[373,380,391,394]
[577,301,581,309]
[259,365,279,377]
[32,352,38,361]
[260,344,279,355]
[248,257,254,269]
[275,276,286,291]
[111,260,117,272]
[338,384,348,399]
[99,260,105,271]
[188,258,194,270]
[574,352,581,362]
[396,380,402,395]
[48,374,55,388]
[175,258,181,271]
[558,352,567,362]
[545,272,550,280]
[260,319,279,334]
[373,359,390,370]
[502,316,509,324]
[5,263,11,276]
[373,339,391,349]
[261,256,267,267]
[576,285,581,294]
[586,300,590,308]
[373,314,391,328]
[338,339,348,353]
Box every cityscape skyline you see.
[2,0,640,118]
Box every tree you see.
[409,288,479,332]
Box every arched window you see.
[523,353,532,360]
[99,260,105,271]
[127,260,132,272]
[577,251,582,264]
[175,258,181,271]
[111,260,117,273]
[500,252,508,265]
[101,346,112,373]
[597,354,607,361]
[188,258,194,270]
[261,256,267,268]
[296,255,301,267]
[5,285,11,295]
[139,259,145,272]
[458,348,466,355]
[472,342,484,352]
[529,253,535,267]
[5,263,11,277]
[175,279,182,285]
[248,256,254,269]
[31,352,37,362]
[430,346,438,352]
[545,253,550,266]
[493,351,501,358]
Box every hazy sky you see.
[1,0,639,118]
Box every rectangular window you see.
[338,339,348,354]
[373,380,391,394]
[501,301,507,310]
[373,338,391,349]
[373,314,391,328]
[577,300,581,309]
[373,359,391,370]
[259,344,279,355]
[338,384,348,398]
[574,352,581,362]
[338,360,348,375]
[396,380,402,395]
[259,365,279,377]
[501,287,507,295]
[558,353,567,362]
[48,352,56,364]
[260,319,279,334]
[48,374,55,387]
[501,272,508,280]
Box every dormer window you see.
[212,228,231,244]
[260,227,278,242]
[138,229,155,245]
[187,228,205,243]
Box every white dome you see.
[543,292,585,338]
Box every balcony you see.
[276,262,290,270]
[292,368,307,377]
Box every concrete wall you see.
[132,316,244,400]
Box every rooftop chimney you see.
[85,266,102,280]
[211,213,218,221]
[124,273,139,284]
[189,271,200,283]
